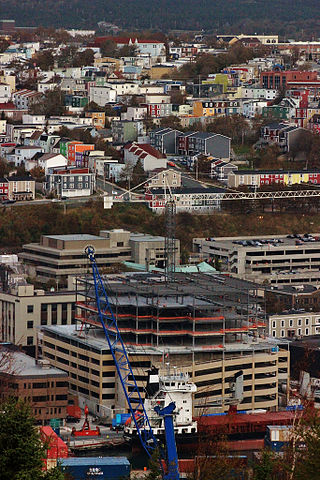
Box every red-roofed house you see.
[12,89,42,110]
[124,142,167,171]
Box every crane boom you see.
[85,245,157,457]
[85,246,180,480]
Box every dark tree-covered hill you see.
[1,0,320,36]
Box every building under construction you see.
[42,271,289,417]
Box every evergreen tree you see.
[0,399,64,480]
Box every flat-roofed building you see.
[19,231,132,285]
[0,344,68,424]
[193,234,320,286]
[0,283,76,356]
[129,232,180,270]
[19,230,180,285]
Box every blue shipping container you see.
[121,414,131,423]
[60,456,130,480]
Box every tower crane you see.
[84,246,180,480]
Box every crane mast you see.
[84,246,180,480]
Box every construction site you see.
[44,268,287,415]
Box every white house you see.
[242,100,268,118]
[9,146,44,166]
[37,153,68,174]
[89,86,117,106]
[121,106,148,121]
[22,114,46,125]
[0,83,11,103]
[124,142,167,171]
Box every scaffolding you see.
[75,271,266,352]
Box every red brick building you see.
[0,344,69,424]
[261,70,318,89]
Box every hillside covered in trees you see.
[2,0,320,36]
[2,202,320,261]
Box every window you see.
[298,319,302,326]
[305,328,309,335]
[27,305,34,313]
[280,330,285,337]
[289,319,293,327]
[272,321,276,328]
[281,320,285,327]
[56,394,67,401]
[27,336,33,345]
[27,321,33,329]
[298,328,302,336]
[272,331,276,337]
[305,318,309,325]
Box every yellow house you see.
[89,111,106,129]
[94,57,123,71]
[283,172,310,185]
[193,101,215,117]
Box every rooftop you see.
[195,233,320,250]
[0,345,68,378]
[45,234,102,241]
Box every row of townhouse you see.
[192,99,241,117]
[150,127,231,160]
[12,89,42,109]
[0,175,35,201]
[228,169,320,188]
[146,186,224,213]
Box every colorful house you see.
[228,170,320,188]
[68,143,95,165]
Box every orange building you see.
[67,142,95,165]
[86,111,106,129]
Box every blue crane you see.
[85,246,180,480]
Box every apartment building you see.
[177,132,231,160]
[45,167,95,198]
[193,234,320,286]
[0,283,76,354]
[269,312,320,339]
[228,169,320,188]
[111,119,143,144]
[149,127,182,155]
[0,344,68,424]
[41,271,289,417]
[146,168,181,189]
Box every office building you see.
[19,230,180,285]
[0,283,76,355]
[193,234,320,286]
